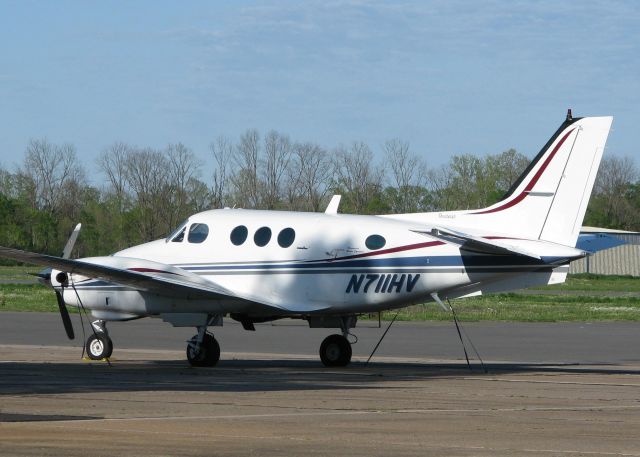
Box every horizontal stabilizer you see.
[418,227,542,259]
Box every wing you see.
[0,245,234,298]
[0,246,326,313]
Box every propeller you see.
[56,289,75,339]
[53,223,82,340]
[62,223,82,259]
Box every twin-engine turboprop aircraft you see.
[0,112,613,367]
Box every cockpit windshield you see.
[166,220,188,242]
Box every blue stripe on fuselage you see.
[67,255,565,290]
[178,255,562,271]
[67,255,566,290]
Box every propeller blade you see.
[55,291,75,340]
[62,223,82,259]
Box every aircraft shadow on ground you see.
[1,359,638,396]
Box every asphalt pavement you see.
[2,313,640,456]
[1,311,639,365]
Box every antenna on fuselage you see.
[325,195,341,214]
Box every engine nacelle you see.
[50,269,67,287]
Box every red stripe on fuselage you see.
[129,267,179,275]
[319,240,445,263]
[472,128,575,215]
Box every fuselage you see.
[55,208,574,319]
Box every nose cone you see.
[35,267,52,286]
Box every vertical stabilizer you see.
[384,113,613,248]
[537,117,612,245]
[460,115,613,246]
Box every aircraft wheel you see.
[86,333,113,360]
[187,334,220,367]
[320,334,352,367]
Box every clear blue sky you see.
[1,0,638,176]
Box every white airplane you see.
[0,112,613,367]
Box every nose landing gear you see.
[85,320,113,360]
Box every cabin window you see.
[277,227,295,248]
[230,225,248,245]
[365,234,386,250]
[188,223,209,244]
[254,226,272,247]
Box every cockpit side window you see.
[188,223,209,244]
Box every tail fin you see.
[464,114,613,246]
[384,112,613,246]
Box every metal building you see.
[570,227,640,277]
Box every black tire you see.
[319,334,352,367]
[86,334,113,360]
[186,333,220,367]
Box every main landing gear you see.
[186,325,220,367]
[85,320,113,360]
[319,334,352,367]
[318,316,357,367]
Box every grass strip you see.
[2,283,640,322]
[0,283,59,312]
[0,266,42,281]
[374,293,640,322]
[1,271,640,322]
[532,273,640,292]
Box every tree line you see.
[0,132,637,258]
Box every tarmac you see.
[1,314,640,456]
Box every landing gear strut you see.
[187,325,220,367]
[85,320,113,360]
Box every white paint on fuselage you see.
[120,210,470,310]
[57,208,570,317]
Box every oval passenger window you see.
[188,223,209,244]
[365,234,386,250]
[230,225,248,246]
[254,227,272,247]
[277,227,295,248]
